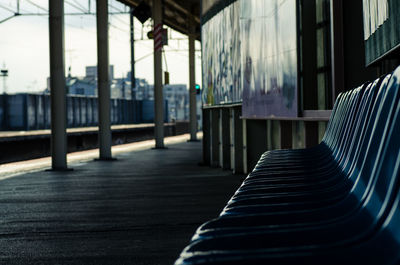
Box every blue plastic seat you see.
[174,67,400,265]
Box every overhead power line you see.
[12,12,129,16]
[71,0,88,12]
[110,13,130,27]
[109,22,129,33]
[25,0,47,12]
[108,2,124,13]
[65,0,87,13]
[0,3,17,13]
[0,14,18,24]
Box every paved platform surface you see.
[0,138,242,264]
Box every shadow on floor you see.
[0,141,243,265]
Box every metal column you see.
[220,108,230,169]
[49,0,68,170]
[188,17,197,141]
[130,7,136,100]
[330,0,345,104]
[153,0,164,148]
[96,0,112,159]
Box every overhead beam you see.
[117,0,201,38]
[164,0,200,24]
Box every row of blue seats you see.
[174,66,400,264]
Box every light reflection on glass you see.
[201,0,298,118]
[241,0,298,118]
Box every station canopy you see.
[118,0,201,39]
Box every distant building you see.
[144,84,189,122]
[46,65,120,98]
[133,82,202,124]
[66,76,97,96]
[45,67,201,126]
[127,72,151,101]
[111,78,131,99]
[164,84,189,122]
[85,65,114,81]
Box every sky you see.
[0,0,202,94]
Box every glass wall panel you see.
[202,0,298,118]
[363,0,399,65]
[241,0,298,118]
[202,1,241,106]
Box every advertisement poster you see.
[201,0,298,118]
[241,0,298,118]
[202,1,241,106]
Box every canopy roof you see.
[118,0,201,39]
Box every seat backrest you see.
[326,83,373,168]
[325,88,363,156]
[332,85,372,163]
[349,72,398,204]
[324,89,359,149]
[338,77,387,173]
[361,70,400,214]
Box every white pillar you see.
[96,0,112,159]
[188,18,197,141]
[49,0,68,170]
[153,0,164,148]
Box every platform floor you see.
[0,135,242,264]
[0,123,160,141]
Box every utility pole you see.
[130,7,136,100]
[153,0,164,148]
[0,66,8,95]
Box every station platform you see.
[0,134,242,264]
[0,122,190,164]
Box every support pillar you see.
[210,109,220,167]
[305,121,319,148]
[153,0,164,148]
[96,0,112,159]
[49,0,67,170]
[242,119,248,174]
[130,7,136,100]
[202,108,211,165]
[331,0,345,104]
[188,17,197,141]
[280,120,292,149]
[246,120,268,172]
[230,107,243,174]
[220,108,230,169]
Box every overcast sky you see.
[0,0,202,94]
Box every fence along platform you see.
[0,94,169,131]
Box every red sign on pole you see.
[154,23,163,52]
